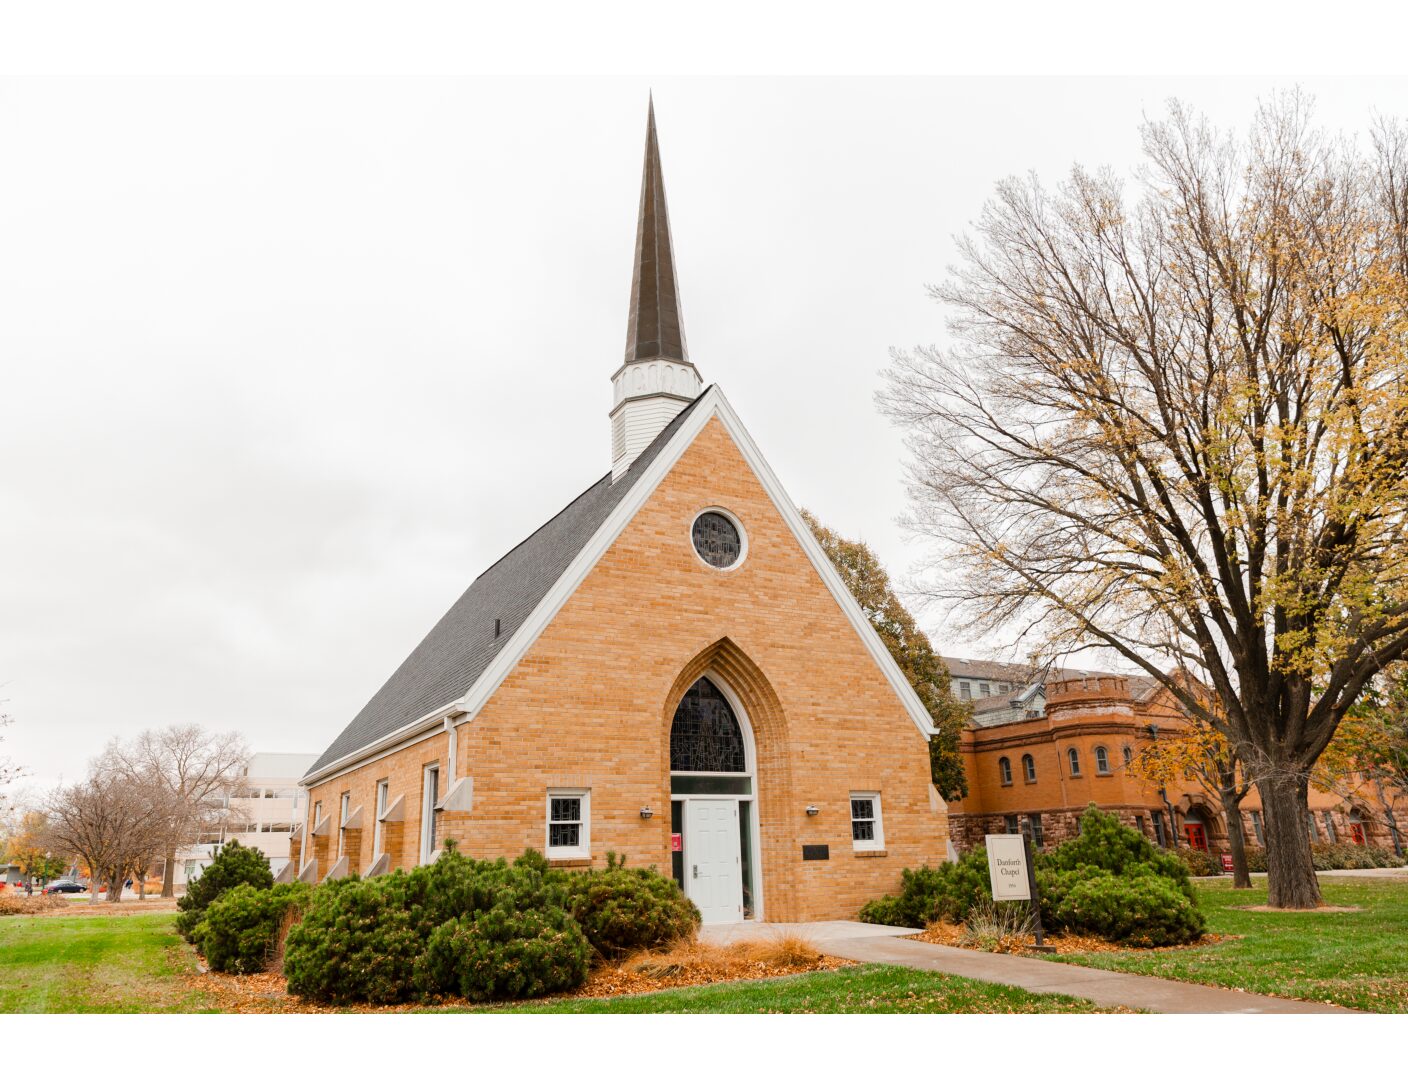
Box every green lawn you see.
[0,910,1107,1014]
[1048,876,1408,1013]
[0,912,213,1013]
[473,963,1116,1014]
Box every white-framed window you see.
[959,681,972,699]
[1022,753,1037,783]
[545,789,590,859]
[998,756,1012,785]
[420,764,440,865]
[1095,746,1110,774]
[1067,748,1082,775]
[979,683,991,697]
[373,779,389,859]
[337,791,350,858]
[850,792,884,851]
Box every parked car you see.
[43,880,87,895]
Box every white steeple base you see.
[610,358,702,479]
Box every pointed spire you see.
[624,96,689,364]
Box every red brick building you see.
[945,658,1403,855]
[288,103,948,923]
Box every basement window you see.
[546,789,590,860]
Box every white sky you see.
[4,74,1406,790]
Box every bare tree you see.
[43,769,179,903]
[106,726,249,897]
[881,95,1408,907]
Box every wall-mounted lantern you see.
[639,806,654,819]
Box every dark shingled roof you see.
[306,391,709,777]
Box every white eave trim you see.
[300,385,934,785]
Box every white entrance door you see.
[685,798,743,924]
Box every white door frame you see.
[670,670,765,921]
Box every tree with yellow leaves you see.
[1126,724,1254,888]
[882,94,1408,907]
[1313,662,1408,856]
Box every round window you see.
[692,510,743,569]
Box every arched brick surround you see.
[662,636,802,920]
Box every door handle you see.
[692,864,698,878]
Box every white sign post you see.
[984,834,1030,901]
[985,831,1050,949]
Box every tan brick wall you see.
[302,414,948,920]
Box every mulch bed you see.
[905,921,1230,956]
[1231,904,1363,913]
[183,948,851,1013]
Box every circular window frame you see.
[689,507,748,572]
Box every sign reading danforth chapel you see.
[290,99,951,924]
[985,834,1031,901]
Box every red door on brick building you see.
[1185,822,1208,851]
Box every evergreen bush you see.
[857,848,992,927]
[1048,871,1205,946]
[860,805,1205,947]
[430,904,591,1002]
[175,840,274,943]
[196,882,313,974]
[283,874,424,1005]
[565,864,699,958]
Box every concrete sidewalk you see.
[699,920,1355,1014]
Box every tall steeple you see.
[610,97,702,479]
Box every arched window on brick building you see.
[1094,746,1110,774]
[1022,753,1036,783]
[1067,748,1081,775]
[999,756,1012,785]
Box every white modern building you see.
[174,752,316,888]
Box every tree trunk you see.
[161,849,176,898]
[1219,786,1252,889]
[1260,770,1322,908]
[105,868,123,903]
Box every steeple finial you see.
[624,95,688,364]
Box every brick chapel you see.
[288,102,949,923]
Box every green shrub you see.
[1049,808,1195,896]
[862,806,1205,948]
[1171,846,1220,877]
[1311,842,1404,870]
[858,849,994,928]
[1049,871,1205,946]
[417,905,591,1002]
[283,874,424,1005]
[197,883,313,974]
[1243,846,1268,872]
[175,840,273,943]
[565,865,699,958]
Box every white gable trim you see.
[456,384,935,739]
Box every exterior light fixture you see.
[805,805,819,816]
[639,806,653,819]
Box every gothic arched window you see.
[671,677,746,772]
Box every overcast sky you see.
[4,76,1405,789]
